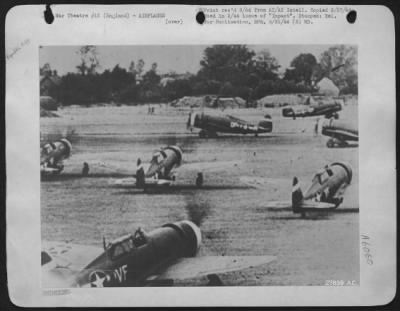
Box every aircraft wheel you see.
[333,113,339,119]
[327,139,335,148]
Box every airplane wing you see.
[297,200,337,210]
[264,200,335,210]
[151,256,276,281]
[322,128,358,141]
[109,177,173,187]
[181,160,242,173]
[42,242,103,287]
[240,176,287,189]
[41,167,62,174]
[109,177,137,187]
[264,200,292,209]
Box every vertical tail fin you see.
[292,177,303,213]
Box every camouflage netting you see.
[257,94,310,108]
[170,96,246,108]
[316,78,340,97]
[40,108,59,117]
[40,96,59,111]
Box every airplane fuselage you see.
[40,138,72,174]
[303,162,352,206]
[145,145,183,180]
[188,112,272,137]
[282,102,343,119]
[71,221,201,287]
[321,119,359,147]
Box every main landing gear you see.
[327,137,348,148]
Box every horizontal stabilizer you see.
[297,200,336,210]
[110,177,172,187]
[264,201,292,210]
[240,176,286,189]
[184,160,242,173]
[153,256,276,281]
[109,177,137,187]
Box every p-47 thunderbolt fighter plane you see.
[319,118,358,148]
[290,162,352,214]
[110,145,240,188]
[187,112,273,138]
[42,220,275,287]
[282,98,343,120]
[110,145,183,188]
[243,162,353,217]
[40,138,72,176]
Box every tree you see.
[76,46,100,76]
[252,49,280,80]
[317,45,358,94]
[219,82,234,97]
[151,62,158,72]
[40,63,53,77]
[135,59,145,84]
[128,61,136,75]
[285,53,317,85]
[198,45,255,85]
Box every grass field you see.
[41,103,359,286]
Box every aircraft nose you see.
[181,220,202,251]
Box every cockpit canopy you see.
[107,229,148,260]
[151,151,164,165]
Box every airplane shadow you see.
[112,184,252,195]
[267,208,358,220]
[41,173,131,182]
[197,134,281,139]
[327,143,359,149]
[268,215,332,221]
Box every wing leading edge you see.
[151,256,276,281]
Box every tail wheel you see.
[333,113,339,119]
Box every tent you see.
[316,77,340,96]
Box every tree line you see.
[40,45,357,106]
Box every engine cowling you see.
[258,119,273,132]
[162,220,202,257]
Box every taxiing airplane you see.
[282,98,343,120]
[319,118,358,148]
[187,111,273,138]
[42,220,276,287]
[40,138,72,176]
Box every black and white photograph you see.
[40,44,359,287]
[6,4,395,307]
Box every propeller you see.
[41,126,80,145]
[186,113,191,130]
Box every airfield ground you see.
[41,104,359,286]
